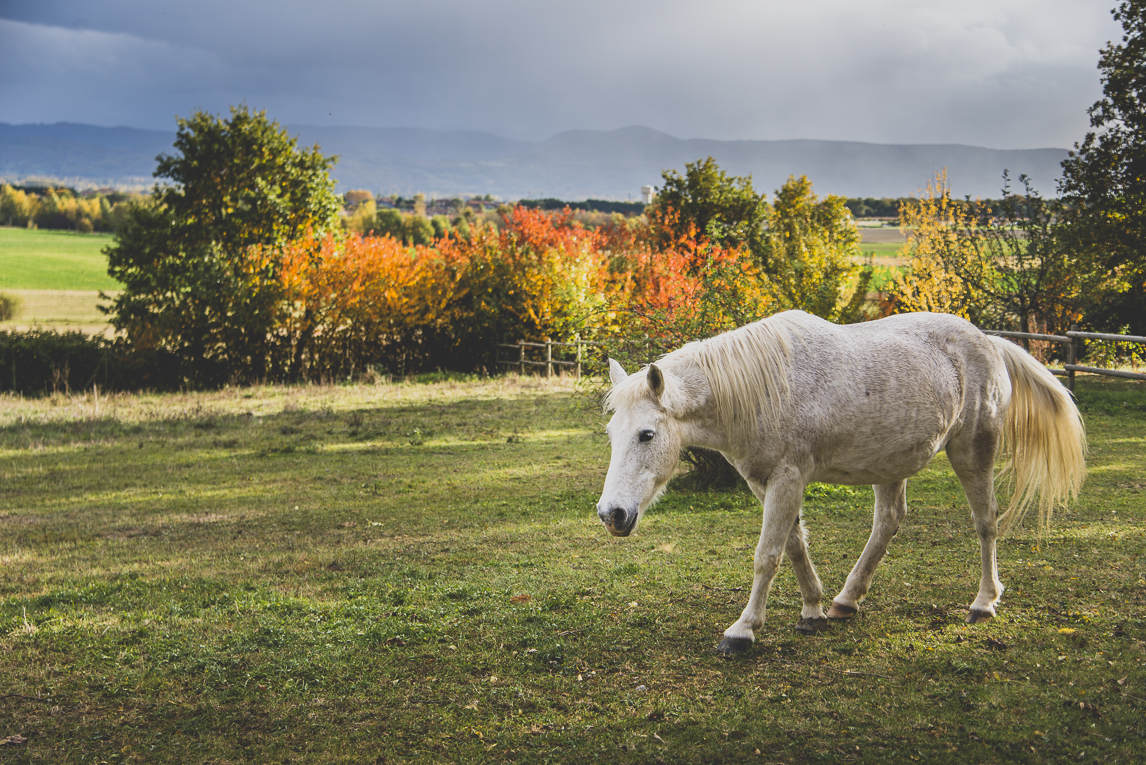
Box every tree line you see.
[0,184,145,232]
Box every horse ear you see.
[608,358,629,387]
[647,363,665,400]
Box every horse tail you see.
[988,337,1087,535]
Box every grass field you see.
[0,290,115,336]
[0,228,118,334]
[1,374,1143,763]
[859,242,905,262]
[0,228,119,292]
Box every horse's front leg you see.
[717,469,803,655]
[787,519,828,634]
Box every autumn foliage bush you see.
[273,231,465,378]
[600,209,771,369]
[265,204,768,379]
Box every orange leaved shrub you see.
[439,206,623,369]
[266,204,771,378]
[599,209,772,360]
[274,230,467,378]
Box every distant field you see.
[858,225,907,268]
[860,241,906,262]
[0,227,119,291]
[0,228,119,333]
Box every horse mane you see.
[607,311,814,441]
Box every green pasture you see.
[856,243,905,293]
[0,228,119,292]
[0,228,118,333]
[1,375,1144,764]
[860,242,905,261]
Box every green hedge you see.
[0,330,184,395]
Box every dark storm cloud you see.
[0,0,1122,148]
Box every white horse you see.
[598,311,1086,655]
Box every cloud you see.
[0,0,1122,147]
[0,19,233,127]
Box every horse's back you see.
[783,310,997,400]
[774,312,1005,484]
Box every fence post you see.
[518,341,525,375]
[575,334,582,380]
[1067,324,1079,393]
[545,339,553,378]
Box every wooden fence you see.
[495,337,603,379]
[495,327,1145,389]
[981,324,1146,391]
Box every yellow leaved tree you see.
[892,170,1084,343]
[891,170,982,319]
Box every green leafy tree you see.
[969,177,1085,341]
[431,214,453,240]
[373,208,435,245]
[762,175,872,323]
[652,157,770,267]
[104,106,340,384]
[406,215,435,246]
[374,208,406,240]
[1059,0,1146,334]
[35,189,101,232]
[342,196,377,235]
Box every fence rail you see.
[496,328,1146,388]
[495,337,604,379]
[980,324,1146,391]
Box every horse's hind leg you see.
[947,442,1004,623]
[787,519,828,634]
[827,481,907,619]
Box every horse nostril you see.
[610,507,626,527]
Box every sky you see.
[0,0,1124,149]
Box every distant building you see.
[641,185,655,205]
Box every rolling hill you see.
[1,122,1069,200]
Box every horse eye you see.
[638,429,655,443]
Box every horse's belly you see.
[810,437,945,485]
[811,460,931,486]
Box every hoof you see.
[795,616,829,635]
[716,637,753,656]
[966,608,994,624]
[826,602,857,620]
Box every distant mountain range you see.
[0,122,1071,200]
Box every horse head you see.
[597,358,684,537]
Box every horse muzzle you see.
[598,505,638,537]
